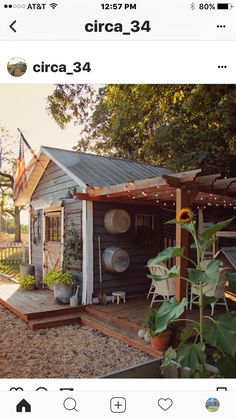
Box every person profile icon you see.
[7,57,27,77]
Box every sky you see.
[0,84,83,224]
[0,84,81,158]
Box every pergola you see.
[75,169,236,301]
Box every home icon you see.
[16,399,31,413]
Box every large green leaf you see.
[191,238,216,252]
[201,217,234,241]
[180,326,196,342]
[160,347,177,374]
[217,354,236,378]
[203,313,236,356]
[227,272,236,292]
[188,260,221,285]
[154,297,188,334]
[165,218,177,225]
[202,295,217,309]
[178,221,196,235]
[177,342,206,369]
[148,247,184,266]
[147,265,180,282]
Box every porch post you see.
[198,208,204,234]
[175,188,190,301]
[82,200,94,305]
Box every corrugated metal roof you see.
[41,146,172,187]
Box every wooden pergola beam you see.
[87,176,168,197]
[213,178,236,190]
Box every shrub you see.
[44,270,74,286]
[19,275,36,289]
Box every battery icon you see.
[217,3,233,8]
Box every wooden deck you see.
[0,277,84,329]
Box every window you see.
[135,214,155,235]
[45,213,61,242]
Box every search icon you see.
[63,397,78,412]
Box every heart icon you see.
[158,398,173,411]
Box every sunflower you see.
[177,208,194,223]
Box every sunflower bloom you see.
[177,208,194,223]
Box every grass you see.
[0,263,20,281]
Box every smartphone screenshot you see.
[0,0,236,417]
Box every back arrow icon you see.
[9,20,17,32]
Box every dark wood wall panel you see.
[93,202,162,296]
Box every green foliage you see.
[145,309,157,336]
[146,297,188,336]
[160,347,177,375]
[227,272,236,291]
[62,223,82,271]
[147,265,179,282]
[203,313,236,356]
[188,260,221,285]
[217,354,236,378]
[47,84,236,176]
[0,263,20,280]
[200,217,234,241]
[148,247,184,266]
[150,212,236,377]
[44,270,74,286]
[177,342,206,370]
[19,275,36,289]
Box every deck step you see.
[26,306,84,320]
[80,312,162,358]
[85,305,142,333]
[28,313,81,330]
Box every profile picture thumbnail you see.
[205,398,220,412]
[7,57,27,77]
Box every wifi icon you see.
[50,3,58,9]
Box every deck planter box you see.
[102,359,220,378]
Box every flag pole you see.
[17,128,39,161]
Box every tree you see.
[0,127,22,242]
[47,84,236,176]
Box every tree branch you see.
[0,171,14,182]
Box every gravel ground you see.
[0,306,151,378]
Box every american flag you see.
[13,135,27,200]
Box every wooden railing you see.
[0,242,29,264]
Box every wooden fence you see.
[0,242,29,264]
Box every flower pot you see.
[151,330,172,351]
[54,284,74,304]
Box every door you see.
[43,210,63,277]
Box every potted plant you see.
[146,309,171,351]
[44,270,74,304]
[19,275,36,290]
[148,209,236,378]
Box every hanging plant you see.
[62,223,82,272]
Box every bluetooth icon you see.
[190,2,195,10]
